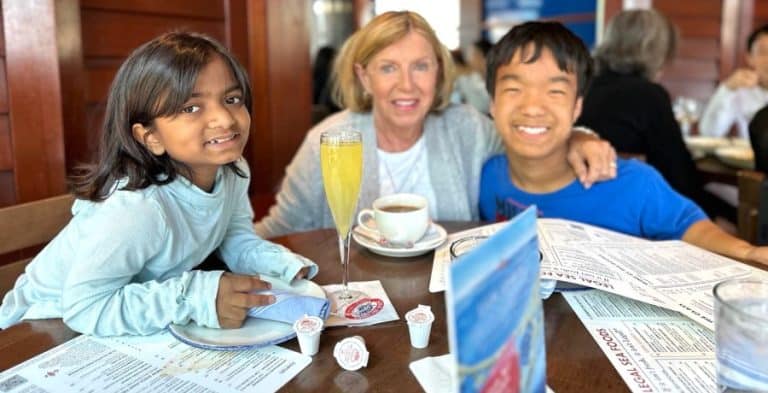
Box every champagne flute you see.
[320,128,363,304]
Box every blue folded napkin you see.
[247,289,330,324]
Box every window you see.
[374,0,461,50]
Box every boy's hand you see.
[567,131,617,189]
[216,273,275,329]
[744,246,768,267]
[293,266,310,281]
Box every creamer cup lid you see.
[405,304,434,324]
[293,315,323,335]
[333,336,369,371]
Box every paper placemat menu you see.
[0,331,310,393]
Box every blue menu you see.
[445,206,546,393]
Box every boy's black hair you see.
[748,24,768,53]
[485,21,593,98]
[69,32,251,201]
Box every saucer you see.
[168,277,325,350]
[353,222,447,258]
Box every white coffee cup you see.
[357,193,429,244]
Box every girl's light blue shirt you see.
[0,160,317,336]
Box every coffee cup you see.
[357,193,429,245]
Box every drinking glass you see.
[713,278,768,392]
[320,128,364,305]
[673,96,701,135]
[449,236,488,261]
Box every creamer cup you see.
[293,315,323,356]
[405,304,434,349]
[333,336,369,371]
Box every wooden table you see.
[0,223,628,392]
[696,155,743,185]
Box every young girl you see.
[0,32,317,336]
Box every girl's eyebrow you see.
[189,84,242,98]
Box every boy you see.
[479,21,768,266]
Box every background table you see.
[0,223,628,392]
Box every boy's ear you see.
[131,123,165,156]
[572,97,583,121]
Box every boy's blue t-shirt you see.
[479,156,707,240]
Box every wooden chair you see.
[0,194,74,294]
[737,170,767,244]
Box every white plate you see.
[353,222,447,258]
[685,136,730,155]
[715,146,754,169]
[168,276,326,351]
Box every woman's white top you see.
[377,136,438,217]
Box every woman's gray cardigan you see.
[254,104,503,239]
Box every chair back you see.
[0,194,74,294]
[0,194,74,255]
[737,170,768,244]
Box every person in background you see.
[452,38,493,114]
[749,103,768,173]
[254,11,616,239]
[0,32,317,336]
[577,9,731,221]
[479,20,768,266]
[700,24,768,139]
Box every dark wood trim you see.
[79,0,225,19]
[245,0,272,194]
[3,0,67,202]
[56,0,89,170]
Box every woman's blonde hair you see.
[331,11,455,112]
[594,9,677,80]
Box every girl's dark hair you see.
[485,21,593,98]
[70,31,251,201]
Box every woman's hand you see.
[216,273,275,329]
[567,129,617,188]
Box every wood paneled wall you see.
[0,0,67,206]
[656,0,723,101]
[0,0,313,210]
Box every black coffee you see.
[379,205,419,213]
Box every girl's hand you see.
[293,267,310,281]
[216,273,275,329]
